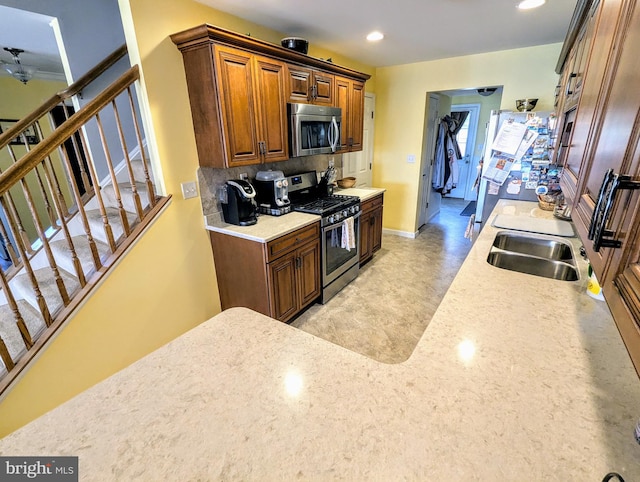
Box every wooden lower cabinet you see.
[209,222,321,323]
[359,194,383,265]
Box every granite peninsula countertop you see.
[2,199,639,480]
[205,187,385,242]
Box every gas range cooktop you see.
[292,194,359,216]
[285,171,360,225]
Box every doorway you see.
[418,94,441,228]
[448,104,480,201]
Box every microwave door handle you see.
[329,116,338,152]
[327,118,334,150]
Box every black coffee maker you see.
[221,179,258,226]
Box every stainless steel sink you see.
[492,232,574,261]
[487,231,579,281]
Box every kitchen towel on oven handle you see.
[341,217,356,251]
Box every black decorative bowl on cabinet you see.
[281,37,309,54]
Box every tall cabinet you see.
[554,0,640,374]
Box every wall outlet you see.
[328,157,335,168]
[181,181,198,199]
[239,172,248,180]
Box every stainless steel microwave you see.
[288,103,341,157]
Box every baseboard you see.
[382,228,417,239]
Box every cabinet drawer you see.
[361,194,383,214]
[266,222,320,262]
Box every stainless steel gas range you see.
[286,171,361,303]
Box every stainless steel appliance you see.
[253,170,291,216]
[475,110,555,228]
[220,179,258,226]
[287,171,361,303]
[288,103,341,157]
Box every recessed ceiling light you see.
[518,0,545,9]
[366,31,384,42]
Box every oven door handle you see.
[322,211,361,232]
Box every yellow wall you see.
[374,43,561,234]
[0,0,374,437]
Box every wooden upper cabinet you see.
[214,46,260,165]
[335,76,365,152]
[171,24,370,167]
[285,64,334,105]
[214,45,288,167]
[253,56,289,162]
[557,0,620,202]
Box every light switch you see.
[407,154,416,163]
[181,181,198,199]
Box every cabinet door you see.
[297,240,321,308]
[214,45,261,166]
[268,252,298,321]
[254,55,289,162]
[359,210,372,264]
[573,0,640,279]
[286,65,311,103]
[371,206,383,254]
[335,77,350,151]
[349,80,365,150]
[312,72,334,105]
[607,135,640,375]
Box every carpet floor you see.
[291,197,473,364]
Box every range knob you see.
[342,210,348,217]
[328,215,335,224]
[276,180,282,188]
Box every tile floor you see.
[291,197,474,363]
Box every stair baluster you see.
[39,158,87,287]
[0,268,34,351]
[126,86,155,208]
[78,127,118,253]
[112,99,144,220]
[34,121,70,217]
[0,337,14,372]
[8,141,57,228]
[0,196,53,327]
[0,217,19,268]
[48,106,93,197]
[95,112,131,237]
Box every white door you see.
[448,104,480,201]
[343,93,374,186]
[418,94,440,227]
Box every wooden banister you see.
[0,44,127,151]
[0,66,140,197]
[0,51,168,395]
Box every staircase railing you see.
[0,50,170,395]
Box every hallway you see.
[291,197,474,363]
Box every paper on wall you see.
[491,120,527,155]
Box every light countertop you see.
[2,199,639,480]
[205,187,385,242]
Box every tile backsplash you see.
[197,154,343,219]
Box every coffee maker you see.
[253,170,291,216]
[221,179,258,226]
